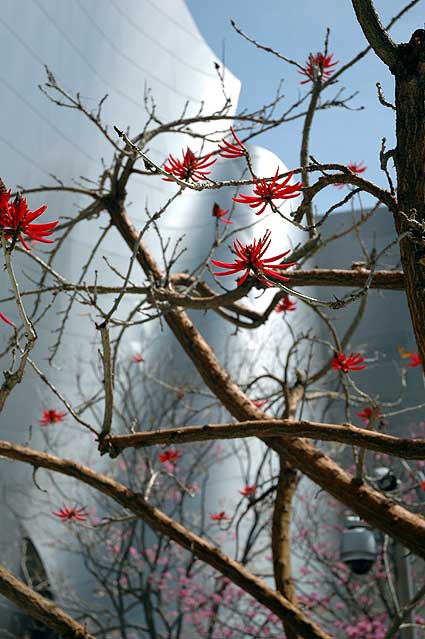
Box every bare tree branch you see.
[0,563,95,639]
[351,0,401,72]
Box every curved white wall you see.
[0,0,304,630]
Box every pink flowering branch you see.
[0,439,331,639]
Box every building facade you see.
[0,0,305,634]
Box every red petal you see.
[24,205,48,224]
[0,312,14,327]
[236,269,250,286]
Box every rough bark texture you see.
[289,268,404,290]
[0,564,95,639]
[394,31,425,371]
[102,418,425,459]
[351,0,401,71]
[352,3,425,373]
[272,457,300,639]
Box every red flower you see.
[0,192,57,251]
[210,511,230,521]
[212,202,233,225]
[299,52,338,84]
[163,147,216,182]
[0,311,15,328]
[218,127,247,158]
[52,504,89,522]
[421,480,425,492]
[347,162,366,175]
[39,409,67,426]
[132,353,144,363]
[252,399,268,408]
[239,485,256,498]
[233,168,302,215]
[275,295,297,313]
[159,449,181,465]
[356,406,383,426]
[211,229,296,288]
[332,352,366,373]
[334,162,367,188]
[407,353,421,368]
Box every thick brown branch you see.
[101,418,425,460]
[394,31,425,375]
[107,199,425,562]
[351,0,401,72]
[300,83,321,230]
[99,325,113,438]
[289,268,404,290]
[2,270,404,310]
[294,172,397,223]
[0,440,330,639]
[0,563,95,639]
[272,456,300,639]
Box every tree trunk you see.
[394,38,425,369]
[272,456,300,639]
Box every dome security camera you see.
[340,516,377,575]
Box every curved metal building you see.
[0,0,306,634]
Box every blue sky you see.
[186,0,423,209]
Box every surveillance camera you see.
[345,558,375,575]
[340,516,377,575]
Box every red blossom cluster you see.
[39,409,67,426]
[218,127,247,158]
[356,406,385,427]
[210,511,230,522]
[334,162,367,188]
[332,352,366,373]
[407,352,421,367]
[212,202,233,225]
[398,345,421,367]
[162,132,302,235]
[211,229,295,288]
[52,504,89,522]
[239,485,256,498]
[0,179,57,251]
[252,399,268,408]
[159,449,182,465]
[275,295,297,313]
[299,52,338,84]
[163,148,216,182]
[233,168,303,215]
